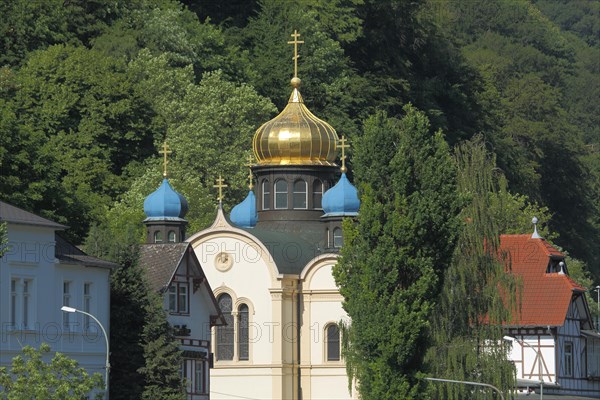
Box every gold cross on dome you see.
[214,175,227,202]
[245,155,255,189]
[287,30,304,78]
[159,141,172,177]
[339,136,350,173]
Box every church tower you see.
[246,30,352,249]
[189,31,360,400]
[143,142,188,244]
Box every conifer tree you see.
[333,106,460,399]
[139,292,185,400]
[425,136,518,399]
[86,227,184,399]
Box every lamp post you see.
[504,335,543,399]
[61,306,109,399]
[594,286,600,334]
[424,377,504,400]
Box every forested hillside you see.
[1,0,598,280]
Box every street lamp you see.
[61,306,110,399]
[593,286,600,334]
[424,377,504,400]
[504,335,543,399]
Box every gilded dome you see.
[253,79,339,166]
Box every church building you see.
[185,31,359,400]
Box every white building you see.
[0,200,115,394]
[183,52,360,399]
[501,231,600,397]
[139,177,225,400]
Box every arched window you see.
[168,231,176,243]
[216,294,233,360]
[238,304,249,360]
[326,228,330,248]
[326,324,340,361]
[262,180,270,210]
[154,231,163,243]
[333,227,343,248]
[293,180,307,209]
[313,180,323,209]
[275,179,288,209]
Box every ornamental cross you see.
[339,136,350,173]
[214,175,227,202]
[159,141,172,177]
[245,155,254,189]
[287,30,304,78]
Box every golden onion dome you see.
[253,78,339,166]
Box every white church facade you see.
[139,31,360,399]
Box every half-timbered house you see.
[139,177,224,400]
[501,231,600,397]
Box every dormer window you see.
[546,258,567,274]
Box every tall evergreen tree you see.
[425,136,518,399]
[86,228,184,399]
[139,292,185,400]
[333,106,460,399]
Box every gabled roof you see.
[55,234,118,269]
[500,234,586,327]
[139,243,189,292]
[139,242,225,325]
[0,201,67,229]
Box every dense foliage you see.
[426,137,519,399]
[333,107,460,398]
[0,343,104,400]
[1,0,598,397]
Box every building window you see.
[262,180,270,210]
[63,281,71,330]
[333,227,343,248]
[168,231,176,243]
[154,231,163,243]
[182,359,207,395]
[216,294,234,361]
[83,283,92,331]
[275,179,288,209]
[168,282,189,314]
[313,180,323,209]
[194,360,205,394]
[293,179,307,209]
[565,341,573,377]
[326,324,341,361]
[10,278,33,329]
[10,279,17,327]
[238,304,249,360]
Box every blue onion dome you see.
[322,173,360,216]
[230,191,257,228]
[143,178,188,220]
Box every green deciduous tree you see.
[333,106,460,399]
[426,136,518,399]
[0,343,104,400]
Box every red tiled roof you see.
[500,234,586,327]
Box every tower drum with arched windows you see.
[251,78,339,231]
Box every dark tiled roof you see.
[55,234,118,269]
[0,201,66,229]
[139,243,189,291]
[241,222,328,275]
[500,234,586,327]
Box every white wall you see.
[0,223,110,389]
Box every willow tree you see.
[334,106,460,399]
[425,136,518,399]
